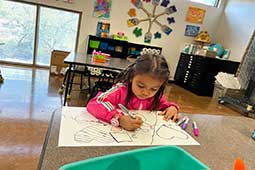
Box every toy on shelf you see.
[208,43,224,57]
[194,31,211,44]
[92,49,111,63]
[112,32,128,41]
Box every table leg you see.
[64,64,73,106]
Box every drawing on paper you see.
[58,107,199,146]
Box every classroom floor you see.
[0,65,241,170]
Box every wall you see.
[214,0,255,62]
[21,0,226,78]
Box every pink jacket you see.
[87,83,180,123]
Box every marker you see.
[118,104,136,119]
[192,121,199,136]
[176,116,187,126]
[234,157,245,170]
[252,129,255,140]
[181,117,189,130]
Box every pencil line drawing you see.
[110,130,133,143]
[58,107,199,146]
[156,124,189,140]
[74,126,115,143]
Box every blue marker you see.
[252,129,255,140]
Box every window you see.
[188,0,220,7]
[0,0,80,66]
[0,1,36,64]
[36,7,79,66]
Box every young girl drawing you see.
[87,54,179,131]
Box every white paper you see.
[58,107,200,146]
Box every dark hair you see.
[117,53,170,110]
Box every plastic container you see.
[59,146,209,170]
[89,40,100,49]
[213,80,227,100]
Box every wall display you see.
[186,6,206,24]
[127,0,177,43]
[133,27,143,37]
[184,25,200,37]
[96,21,110,38]
[154,32,161,39]
[93,0,112,19]
[128,8,136,17]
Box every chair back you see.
[89,69,120,100]
[98,69,119,85]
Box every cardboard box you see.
[50,50,70,75]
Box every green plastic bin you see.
[89,40,100,49]
[59,146,209,170]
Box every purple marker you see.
[192,121,199,136]
[181,117,189,130]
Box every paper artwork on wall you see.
[127,0,177,43]
[128,8,137,17]
[186,6,206,24]
[184,25,200,37]
[133,27,143,37]
[96,21,110,38]
[93,0,112,19]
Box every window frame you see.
[188,0,221,8]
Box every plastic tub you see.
[59,146,209,170]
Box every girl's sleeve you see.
[159,95,180,111]
[86,86,124,123]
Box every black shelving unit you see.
[87,35,128,59]
[87,35,162,59]
[174,53,240,96]
[127,42,162,58]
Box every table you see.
[38,109,255,170]
[63,52,132,105]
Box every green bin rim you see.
[60,146,209,170]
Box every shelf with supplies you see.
[127,42,162,58]
[174,53,240,96]
[87,35,162,59]
[87,35,128,59]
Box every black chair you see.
[89,69,120,100]
[59,65,91,100]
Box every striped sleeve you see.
[87,84,125,123]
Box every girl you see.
[87,54,179,131]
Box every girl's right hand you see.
[119,115,143,131]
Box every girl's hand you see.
[119,115,143,131]
[158,106,179,122]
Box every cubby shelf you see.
[87,35,162,59]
